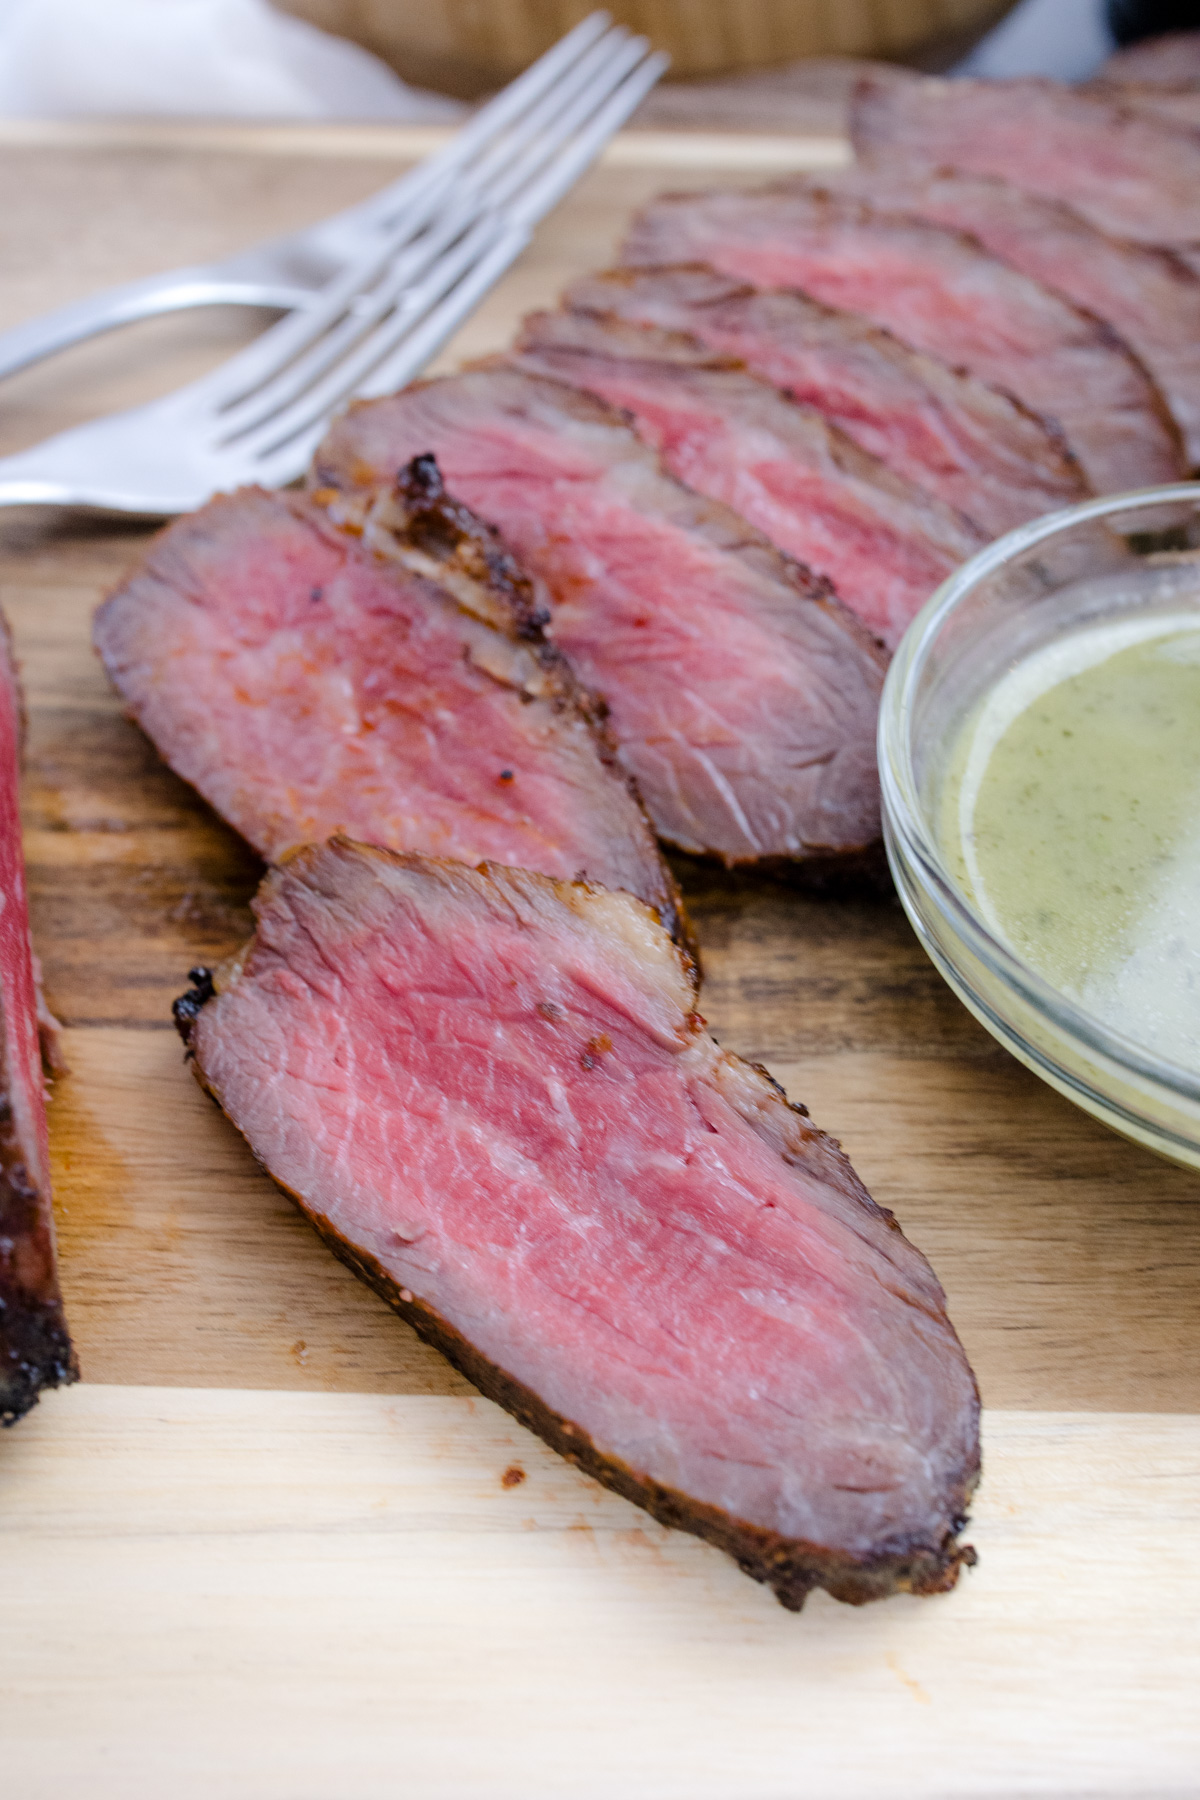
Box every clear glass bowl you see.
[879,482,1200,1169]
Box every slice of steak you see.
[511,307,982,647]
[0,619,77,1424]
[565,264,1087,537]
[1092,82,1200,134]
[624,185,1186,495]
[182,839,982,1610]
[95,461,683,940]
[850,69,1200,252]
[824,163,1200,468]
[313,369,887,867]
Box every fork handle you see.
[0,475,172,517]
[0,271,319,384]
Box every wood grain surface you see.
[6,1385,1199,1798]
[1,123,1198,1428]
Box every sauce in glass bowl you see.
[939,611,1200,1074]
[879,484,1200,1167]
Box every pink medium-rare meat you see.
[95,458,682,937]
[623,185,1186,495]
[313,369,887,866]
[1099,30,1200,84]
[565,264,1087,537]
[823,163,1200,467]
[0,619,76,1424]
[511,307,981,646]
[182,838,981,1609]
[850,70,1200,251]
[1092,82,1200,133]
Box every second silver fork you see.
[0,12,637,385]
[0,23,667,516]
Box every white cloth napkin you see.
[0,0,466,120]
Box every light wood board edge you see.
[3,1386,1198,1797]
[0,116,851,171]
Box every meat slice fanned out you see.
[510,307,981,648]
[1090,81,1200,134]
[314,368,887,867]
[94,459,682,937]
[624,184,1186,495]
[0,619,76,1424]
[850,69,1200,252]
[825,162,1200,468]
[183,838,981,1609]
[565,264,1087,538]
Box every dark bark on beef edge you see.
[0,617,77,1421]
[385,458,695,950]
[667,840,892,900]
[175,965,978,1611]
[0,1053,78,1424]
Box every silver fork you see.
[0,12,645,385]
[0,26,666,517]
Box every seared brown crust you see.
[0,623,76,1424]
[340,451,554,641]
[274,1178,973,1608]
[0,1171,77,1424]
[179,929,977,1611]
[0,1043,77,1425]
[331,457,695,951]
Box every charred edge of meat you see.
[331,469,695,958]
[0,1103,78,1424]
[388,453,551,641]
[312,1212,976,1609]
[194,1109,973,1606]
[667,840,890,892]
[173,966,216,1047]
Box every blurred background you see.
[276,0,1012,97]
[0,0,1195,122]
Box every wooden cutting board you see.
[0,121,1198,1796]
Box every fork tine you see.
[441,28,649,212]
[188,22,642,426]
[0,17,666,518]
[217,29,656,445]
[344,12,618,233]
[250,219,525,474]
[240,43,668,466]
[352,52,671,399]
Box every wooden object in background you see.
[279,0,1011,95]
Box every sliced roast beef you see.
[0,619,76,1424]
[511,307,981,647]
[565,264,1086,537]
[313,369,887,867]
[1099,29,1200,84]
[1093,82,1200,134]
[850,70,1200,252]
[95,460,682,938]
[182,838,981,1609]
[624,185,1186,495]
[822,164,1200,468]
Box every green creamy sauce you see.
[940,615,1200,1070]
